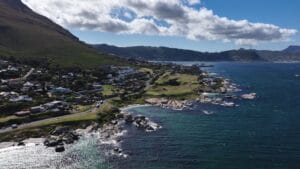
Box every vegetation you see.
[97,103,119,125]
[102,85,116,97]
[139,68,154,75]
[0,100,119,142]
[146,72,200,99]
[0,0,125,68]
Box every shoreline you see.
[0,104,162,157]
[0,66,256,150]
[0,63,258,165]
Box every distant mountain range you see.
[93,44,300,62]
[282,46,300,54]
[0,0,122,67]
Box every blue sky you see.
[24,0,299,52]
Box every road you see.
[23,68,35,80]
[0,105,98,134]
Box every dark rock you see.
[146,126,155,131]
[134,115,146,121]
[44,137,62,147]
[114,148,122,154]
[50,126,70,136]
[116,113,124,119]
[55,145,65,152]
[62,132,79,144]
[124,114,134,123]
[17,141,25,146]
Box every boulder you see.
[146,126,155,131]
[241,93,256,100]
[113,148,122,154]
[17,141,25,146]
[124,114,134,123]
[134,115,146,121]
[62,132,79,144]
[44,137,62,147]
[116,113,124,119]
[55,145,65,152]
[50,126,70,136]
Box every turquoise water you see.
[1,63,300,169]
[113,63,300,169]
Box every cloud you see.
[182,0,201,5]
[22,0,297,45]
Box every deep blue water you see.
[113,62,300,169]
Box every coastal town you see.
[0,57,255,153]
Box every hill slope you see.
[0,0,122,67]
[93,44,300,62]
[283,46,300,54]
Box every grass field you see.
[140,68,154,75]
[0,115,19,123]
[102,85,115,97]
[146,72,200,99]
[0,101,116,142]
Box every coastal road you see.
[0,106,98,134]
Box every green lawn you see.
[0,115,19,123]
[146,72,200,99]
[140,68,154,75]
[155,72,198,85]
[102,85,116,97]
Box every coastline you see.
[0,62,263,169]
[0,104,162,158]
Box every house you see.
[43,101,65,109]
[23,82,34,87]
[9,95,32,102]
[49,87,72,94]
[14,110,31,117]
[92,83,103,89]
[30,106,46,114]
[0,60,8,67]
[8,79,24,88]
[0,79,8,85]
[0,85,9,91]
[21,82,42,93]
[7,66,18,72]
[0,91,18,98]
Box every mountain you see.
[93,44,300,62]
[282,46,300,54]
[93,44,262,61]
[0,0,122,67]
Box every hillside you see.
[93,44,232,61]
[93,44,300,62]
[0,0,122,67]
[282,46,300,54]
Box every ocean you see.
[1,62,300,169]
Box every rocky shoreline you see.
[145,78,256,110]
[0,71,257,158]
[145,98,192,110]
[0,106,161,159]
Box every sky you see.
[22,0,300,52]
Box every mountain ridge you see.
[283,45,300,54]
[93,44,300,62]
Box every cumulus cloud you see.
[22,0,297,45]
